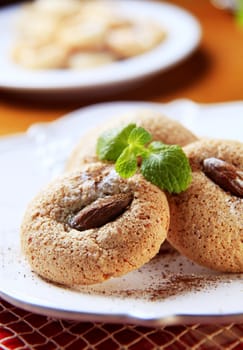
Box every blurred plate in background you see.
[0,0,201,94]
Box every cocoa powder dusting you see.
[75,273,234,301]
[47,245,240,301]
[146,274,229,301]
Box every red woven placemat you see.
[1,298,243,350]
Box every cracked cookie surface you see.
[21,163,169,286]
[167,139,243,272]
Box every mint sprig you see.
[96,124,192,193]
[115,126,151,178]
[141,143,192,193]
[96,123,136,161]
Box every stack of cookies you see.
[21,110,243,287]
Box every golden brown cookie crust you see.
[167,139,243,272]
[66,109,198,171]
[21,163,169,286]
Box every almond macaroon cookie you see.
[105,20,166,58]
[66,109,198,171]
[167,139,243,272]
[21,163,170,286]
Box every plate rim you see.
[2,290,243,326]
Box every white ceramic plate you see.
[0,100,243,326]
[0,1,201,93]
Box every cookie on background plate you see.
[167,139,243,273]
[21,163,170,286]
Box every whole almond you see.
[202,157,243,198]
[69,192,133,231]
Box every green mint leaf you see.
[115,147,138,178]
[114,127,152,178]
[148,141,166,152]
[141,145,192,193]
[128,126,152,146]
[96,123,136,161]
[96,123,192,194]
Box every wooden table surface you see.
[1,0,243,136]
